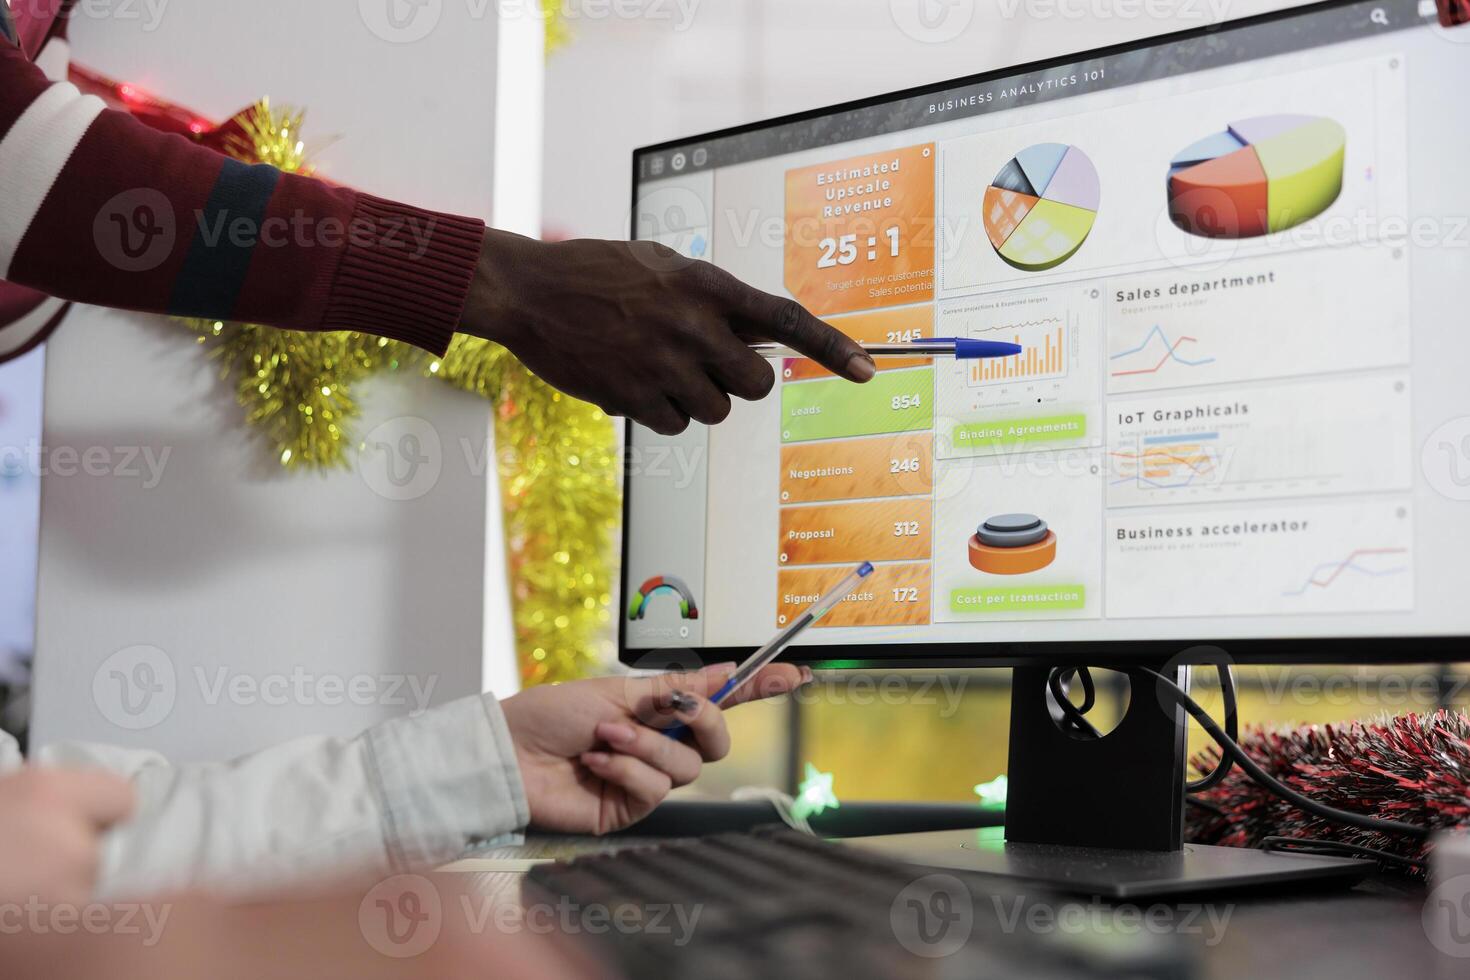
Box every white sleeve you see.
[0,728,22,774]
[32,694,529,900]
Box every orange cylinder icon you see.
[968,514,1058,575]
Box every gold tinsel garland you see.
[542,0,573,54]
[180,100,615,685]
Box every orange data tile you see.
[777,562,932,628]
[783,305,934,381]
[783,143,936,318]
[779,433,934,504]
[779,498,932,566]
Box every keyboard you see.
[525,827,1195,979]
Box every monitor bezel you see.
[620,0,1465,668]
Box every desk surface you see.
[453,834,1460,980]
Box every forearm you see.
[0,44,483,355]
[35,695,528,900]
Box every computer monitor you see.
[621,0,1469,883]
[624,0,1468,668]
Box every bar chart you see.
[1109,433,1222,492]
[934,284,1100,460]
[969,323,1067,386]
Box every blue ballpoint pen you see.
[663,561,875,740]
[749,338,1023,360]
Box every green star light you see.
[973,774,1008,811]
[792,763,840,821]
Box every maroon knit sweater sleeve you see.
[0,42,484,356]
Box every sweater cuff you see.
[364,694,530,873]
[320,193,485,356]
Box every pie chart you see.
[984,143,1100,272]
[1168,115,1345,239]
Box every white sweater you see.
[0,694,529,900]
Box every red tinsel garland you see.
[68,63,329,176]
[70,62,227,143]
[1185,710,1470,875]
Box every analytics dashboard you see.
[623,0,1470,655]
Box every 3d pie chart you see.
[1168,115,1346,239]
[984,143,1100,271]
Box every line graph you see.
[1106,498,1414,620]
[973,316,1063,334]
[1110,325,1216,378]
[1105,246,1408,395]
[1282,548,1410,597]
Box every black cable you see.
[1185,663,1237,793]
[1043,664,1239,790]
[1047,667,1101,739]
[1040,664,1427,843]
[1137,666,1431,839]
[1260,836,1422,872]
[1069,667,1098,716]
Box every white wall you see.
[0,347,44,684]
[32,0,539,759]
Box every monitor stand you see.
[844,662,1373,898]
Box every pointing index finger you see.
[725,282,875,383]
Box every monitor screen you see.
[622,0,1470,665]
